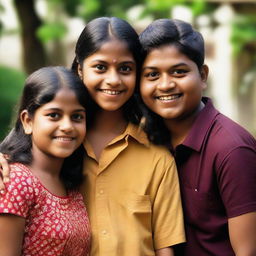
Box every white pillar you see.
[211,3,238,121]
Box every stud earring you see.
[24,129,32,135]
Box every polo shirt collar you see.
[181,97,219,152]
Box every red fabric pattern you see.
[0,163,90,256]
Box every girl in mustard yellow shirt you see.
[0,17,185,256]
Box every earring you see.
[24,128,32,135]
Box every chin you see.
[158,111,180,120]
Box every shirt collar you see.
[118,122,150,147]
[181,97,219,152]
[83,122,150,155]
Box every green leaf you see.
[36,23,67,43]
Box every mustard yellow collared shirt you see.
[80,123,185,256]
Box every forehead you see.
[143,44,192,66]
[43,88,83,107]
[87,39,135,62]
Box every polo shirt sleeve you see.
[152,155,186,249]
[0,165,35,218]
[217,146,256,218]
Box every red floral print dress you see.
[0,163,91,256]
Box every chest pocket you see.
[125,194,152,213]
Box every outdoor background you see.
[0,0,255,140]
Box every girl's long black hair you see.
[71,17,143,128]
[0,66,89,190]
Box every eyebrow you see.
[91,60,135,65]
[142,62,188,71]
[44,108,86,112]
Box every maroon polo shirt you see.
[173,97,256,256]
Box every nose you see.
[105,68,121,87]
[158,74,175,91]
[59,117,74,133]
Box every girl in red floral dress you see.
[0,66,91,255]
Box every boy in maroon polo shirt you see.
[139,19,256,256]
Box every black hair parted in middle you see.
[72,17,142,72]
[71,17,143,127]
[0,66,88,190]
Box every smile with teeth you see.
[156,94,181,101]
[54,136,74,141]
[101,89,122,95]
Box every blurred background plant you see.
[0,0,255,140]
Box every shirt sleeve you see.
[0,165,35,218]
[152,155,186,249]
[218,146,256,218]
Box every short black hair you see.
[139,18,205,69]
[139,19,205,145]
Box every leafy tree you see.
[14,0,48,74]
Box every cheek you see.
[124,75,136,89]
[140,84,151,102]
[79,123,86,138]
[82,70,97,86]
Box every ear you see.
[20,110,33,135]
[200,64,209,90]
[77,64,83,80]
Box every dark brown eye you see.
[95,64,106,71]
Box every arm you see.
[0,153,11,191]
[153,154,185,250]
[0,214,25,256]
[228,212,256,256]
[218,147,256,256]
[156,247,174,256]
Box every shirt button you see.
[102,230,107,235]
[99,189,104,194]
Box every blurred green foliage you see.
[0,66,26,140]
[231,15,256,55]
[0,0,255,138]
[37,23,67,42]
[231,15,256,95]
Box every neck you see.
[86,109,128,160]
[29,149,63,178]
[89,109,127,135]
[28,150,67,196]
[164,102,205,148]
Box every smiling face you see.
[140,44,208,122]
[78,39,136,112]
[21,87,86,161]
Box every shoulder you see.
[10,163,32,178]
[208,113,256,154]
[127,124,175,162]
[6,163,37,199]
[0,163,36,217]
[148,143,174,161]
[9,163,35,187]
[132,139,175,166]
[206,114,256,177]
